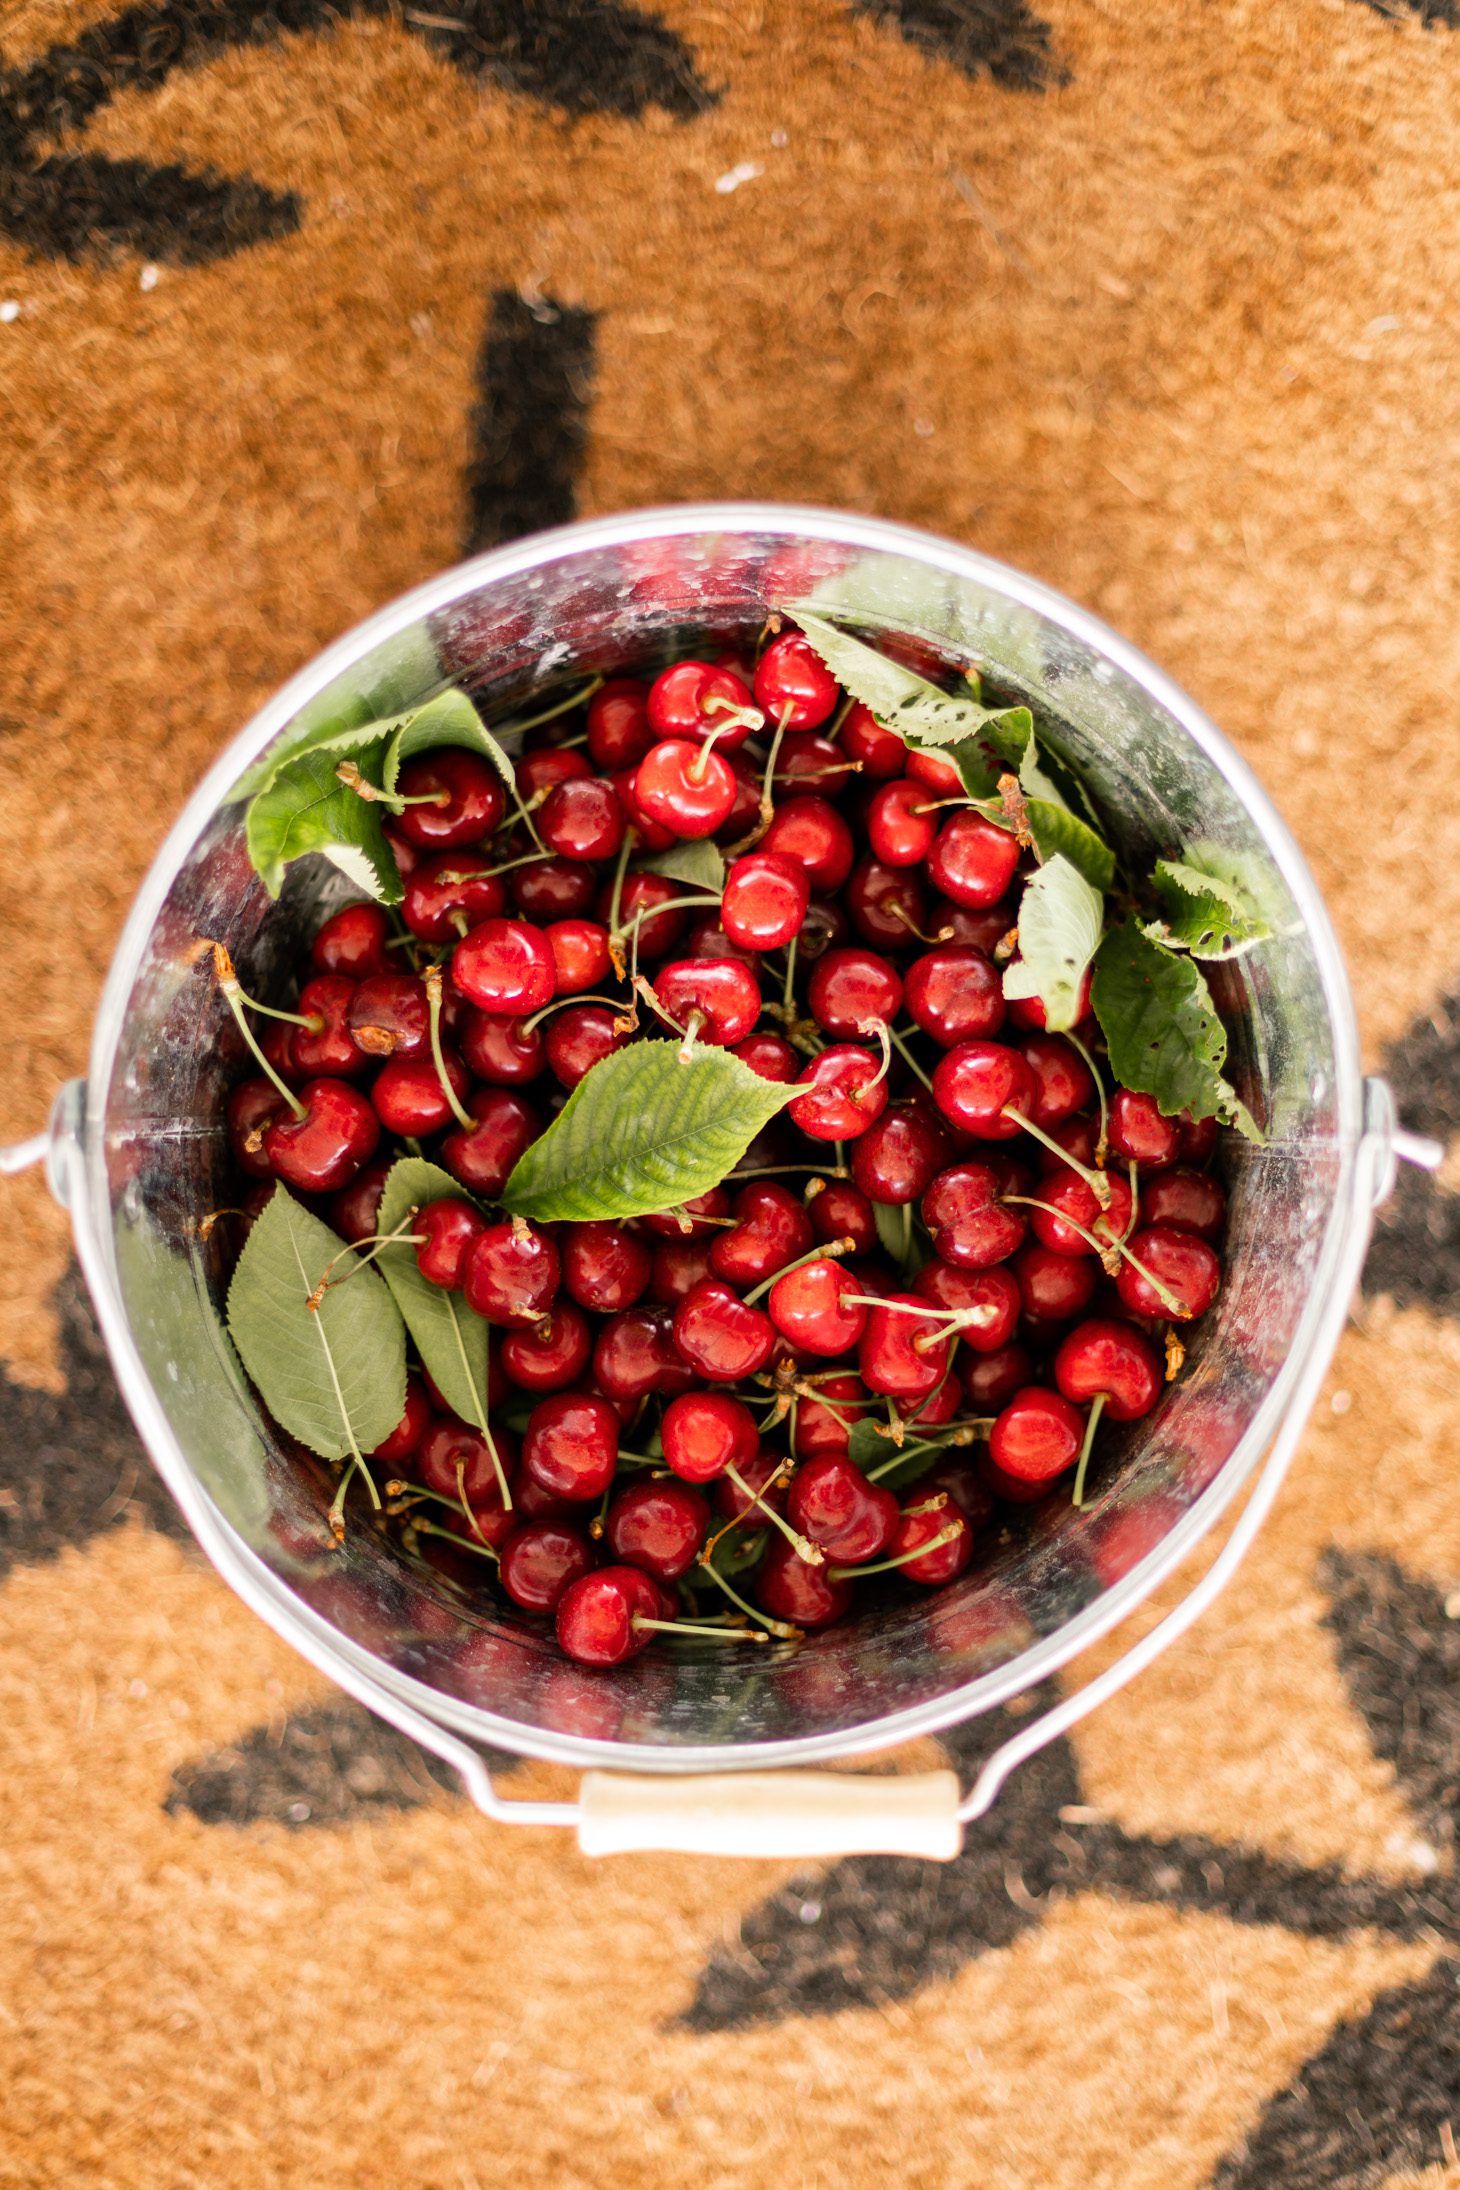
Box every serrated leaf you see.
[787,606,1032,750]
[1025,800,1116,891]
[500,1039,799,1223]
[1091,922,1263,1143]
[232,715,402,803]
[1002,855,1104,1032]
[226,1187,407,1461]
[379,687,516,797]
[1148,850,1273,960]
[375,1159,495,1438]
[638,838,725,893]
[245,745,403,902]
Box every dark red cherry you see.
[788,1045,889,1141]
[989,1387,1084,1482]
[586,678,653,771]
[858,1294,953,1399]
[310,901,391,981]
[1108,1088,1181,1169]
[263,1077,380,1192]
[754,631,839,730]
[513,855,599,920]
[640,1188,732,1240]
[807,947,903,1041]
[347,973,428,1059]
[721,849,810,951]
[921,1161,1026,1268]
[889,1491,974,1584]
[515,747,591,801]
[555,1565,662,1666]
[227,1077,285,1179]
[897,1373,965,1428]
[1054,1318,1164,1420]
[499,1303,592,1393]
[1114,1226,1221,1321]
[371,1048,469,1137]
[1035,1114,1100,1176]
[402,851,506,944]
[593,1305,695,1403]
[760,795,855,894]
[439,1086,542,1197]
[609,765,677,853]
[648,660,762,748]
[787,1455,898,1563]
[1176,1110,1220,1165]
[684,913,757,970]
[709,1182,813,1289]
[791,1372,871,1459]
[1015,1034,1095,1130]
[561,1221,652,1313]
[770,732,858,796]
[460,1009,546,1085]
[912,1260,1021,1352]
[844,855,929,950]
[839,701,906,780]
[927,811,1021,908]
[653,958,762,1047]
[1012,1240,1099,1329]
[921,1456,996,1527]
[931,897,1016,953]
[673,1278,776,1382]
[796,896,852,962]
[521,1392,621,1502]
[462,1220,560,1327]
[963,1342,1035,1413]
[850,1102,952,1205]
[768,1259,867,1355]
[905,946,1006,1047]
[661,1390,759,1484]
[755,1537,853,1630]
[866,778,937,868]
[807,1179,878,1256]
[714,750,764,842]
[544,1003,631,1090]
[732,1032,800,1084]
[288,976,366,1079]
[370,1374,433,1465]
[538,775,626,863]
[453,919,556,1015]
[599,873,689,960]
[605,1479,710,1583]
[932,1040,1038,1139]
[326,1155,392,1242]
[714,1446,789,1518]
[1138,1166,1226,1241]
[415,1197,486,1289]
[499,1521,596,1614]
[1028,1170,1136,1257]
[393,749,505,850]
[648,1236,715,1306]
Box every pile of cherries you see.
[223,629,1227,1668]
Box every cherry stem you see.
[863,1433,955,1483]
[723,1163,848,1182]
[1001,1107,1112,1205]
[781,932,798,1014]
[424,965,475,1131]
[857,1019,894,1098]
[306,1213,426,1308]
[433,848,552,886]
[745,1235,856,1308]
[607,830,634,941]
[697,1548,803,1641]
[522,991,632,1033]
[1065,1029,1109,1164]
[1002,1194,1185,1315]
[701,1456,793,1560]
[632,1614,768,1644]
[824,692,857,742]
[410,1516,500,1563]
[327,1447,381,1536]
[888,1026,936,1092]
[210,943,306,1119]
[724,1461,824,1565]
[828,1523,961,1580]
[493,673,604,740]
[1071,1391,1108,1508]
[335,760,449,812]
[687,720,734,785]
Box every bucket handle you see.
[3,1078,1443,1861]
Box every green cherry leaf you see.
[378,687,517,798]
[1002,855,1105,1032]
[1147,847,1274,960]
[375,1158,495,1439]
[1023,798,1116,892]
[786,606,1033,751]
[225,1186,407,1462]
[499,1039,800,1224]
[1091,922,1263,1143]
[245,744,403,902]
[637,838,726,893]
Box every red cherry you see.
[370,1374,433,1464]
[770,732,858,797]
[287,976,365,1079]
[649,1235,715,1306]
[839,701,906,779]
[543,1003,630,1090]
[542,918,611,995]
[647,660,762,748]
[371,1047,469,1137]
[849,1102,951,1205]
[513,855,598,919]
[460,1009,545,1085]
[393,749,506,849]
[912,1259,1022,1352]
[806,947,903,1040]
[538,775,626,863]
[898,1373,965,1427]
[609,765,677,853]
[1007,964,1092,1030]
[715,750,764,842]
[586,678,653,770]
[652,958,762,1047]
[1138,1166,1226,1241]
[1035,1113,1099,1175]
[415,1197,486,1289]
[326,1155,392,1242]
[347,974,428,1059]
[555,1565,662,1666]
[753,631,839,729]
[755,1536,853,1630]
[732,1032,800,1083]
[1012,1240,1099,1329]
[844,855,929,950]
[788,1045,889,1141]
[904,745,964,797]
[1027,1170,1135,1258]
[768,1258,867,1355]
[903,946,1005,1047]
[561,1221,652,1313]
[787,1455,898,1563]
[890,1491,974,1584]
[416,1422,518,1543]
[1114,1226,1221,1321]
[791,1372,871,1458]
[963,1342,1035,1412]
[1012,1034,1095,1129]
[858,1293,953,1399]
[1108,1089,1181,1169]
[593,1305,695,1402]
[499,1303,592,1393]
[714,1446,790,1518]
[310,902,391,981]
[605,1479,710,1582]
[989,1387,1084,1482]
[521,1392,621,1502]
[761,796,855,894]
[462,1220,560,1327]
[709,1182,812,1289]
[263,1078,380,1192]
[807,1179,878,1255]
[932,898,1015,953]
[721,849,810,951]
[1176,1110,1220,1165]
[453,919,556,1015]
[866,778,937,868]
[598,872,689,960]
[921,1161,1026,1268]
[439,1086,542,1197]
[499,1522,596,1614]
[402,850,506,944]
[673,1278,776,1382]
[1054,1318,1164,1420]
[661,1390,760,1483]
[640,1188,731,1240]
[932,1039,1038,1139]
[927,811,1020,908]
[228,1077,285,1179]
[634,741,738,839]
[515,747,591,801]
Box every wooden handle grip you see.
[577,1768,963,1861]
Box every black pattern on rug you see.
[164,1700,494,1827]
[849,0,1066,90]
[464,291,597,553]
[1365,985,1460,1318]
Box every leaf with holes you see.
[375,1159,495,1441]
[1091,922,1262,1142]
[245,746,403,902]
[787,606,1032,751]
[500,1039,800,1223]
[638,838,726,893]
[980,718,1116,890]
[1147,848,1273,960]
[226,1187,407,1462]
[1003,855,1105,1032]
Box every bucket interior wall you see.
[93,520,1350,1761]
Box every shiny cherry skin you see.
[1029,1170,1137,1257]
[866,778,937,868]
[640,1188,732,1240]
[310,901,392,981]
[555,1565,662,1666]
[792,1372,871,1459]
[932,1039,1038,1140]
[1012,1240,1099,1329]
[326,1155,392,1243]
[633,739,737,838]
[661,1390,760,1483]
[858,1294,954,1399]
[912,1259,1022,1352]
[921,1456,997,1527]
[931,898,1014,953]
[721,849,810,951]
[710,1182,812,1289]
[521,1392,620,1502]
[561,1221,652,1313]
[1138,1165,1226,1241]
[904,744,964,797]
[1114,1225,1221,1320]
[371,1047,470,1137]
[789,1045,889,1141]
[756,1536,854,1629]
[989,1387,1084,1482]
[850,1102,951,1205]
[673,1278,776,1382]
[347,973,428,1059]
[903,945,1005,1047]
[460,1009,545,1085]
[1013,1034,1095,1129]
[263,1077,380,1192]
[684,913,757,970]
[898,1374,965,1429]
[648,1236,715,1306]
[417,1420,518,1538]
[599,873,689,960]
[515,747,590,801]
[586,678,654,770]
[1007,964,1092,1031]
[498,1522,596,1614]
[227,1077,285,1179]
[839,701,906,779]
[653,958,762,1046]
[788,1455,899,1563]
[513,855,598,920]
[1176,1110,1220,1165]
[289,976,366,1079]
[921,1161,1026,1268]
[807,947,903,1040]
[605,1479,710,1583]
[1054,1318,1164,1420]
[543,918,611,995]
[370,1374,433,1464]
[1108,1088,1181,1169]
[807,1179,878,1255]
[1035,1114,1100,1176]
[415,1197,487,1289]
[393,749,506,849]
[732,1031,801,1084]
[647,660,762,748]
[889,1491,974,1584]
[453,918,557,1015]
[499,1303,593,1393]
[964,1342,1036,1413]
[770,732,858,796]
[761,795,855,895]
[544,1003,631,1090]
[538,775,626,863]
[402,851,506,944]
[610,765,677,852]
[844,855,929,951]
[593,1305,696,1403]
[714,1446,790,1519]
[768,1259,867,1355]
[462,1220,560,1327]
[714,750,764,842]
[753,631,839,729]
[927,811,1021,908]
[439,1086,542,1197]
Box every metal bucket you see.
[4,506,1440,1862]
